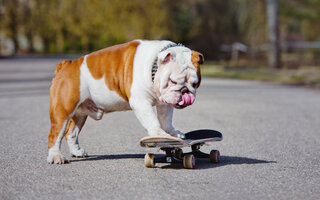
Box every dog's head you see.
[154,46,204,109]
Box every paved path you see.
[0,58,319,200]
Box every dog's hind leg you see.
[47,57,83,164]
[47,95,80,164]
[63,99,104,158]
[47,108,73,164]
[65,114,88,158]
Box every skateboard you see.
[140,129,223,169]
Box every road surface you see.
[0,58,319,200]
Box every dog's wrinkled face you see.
[154,46,204,109]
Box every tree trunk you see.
[26,31,35,53]
[8,0,19,55]
[266,0,281,69]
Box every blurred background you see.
[0,0,320,87]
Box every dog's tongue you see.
[178,93,194,106]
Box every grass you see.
[201,63,320,89]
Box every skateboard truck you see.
[154,148,184,164]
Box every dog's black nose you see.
[181,87,189,94]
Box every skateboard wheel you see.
[210,150,220,163]
[183,154,196,169]
[174,149,183,159]
[144,153,155,168]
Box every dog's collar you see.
[151,43,184,82]
[151,59,158,82]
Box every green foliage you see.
[279,0,320,40]
[201,64,320,88]
[0,0,319,55]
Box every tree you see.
[1,0,19,54]
[266,0,281,69]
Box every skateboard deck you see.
[140,129,223,148]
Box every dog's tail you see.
[55,60,72,74]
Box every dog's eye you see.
[170,79,177,84]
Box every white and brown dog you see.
[47,40,203,164]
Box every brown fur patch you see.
[48,57,83,149]
[86,41,140,101]
[191,51,204,88]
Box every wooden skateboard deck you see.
[140,129,223,148]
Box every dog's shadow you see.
[190,155,276,170]
[70,154,146,162]
[70,154,276,169]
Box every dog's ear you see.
[192,51,204,65]
[191,51,204,88]
[198,53,204,64]
[158,50,176,65]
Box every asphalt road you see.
[0,58,319,200]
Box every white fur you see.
[129,40,198,138]
[130,40,177,136]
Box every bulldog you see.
[47,40,204,164]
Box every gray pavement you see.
[0,58,319,200]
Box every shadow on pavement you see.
[194,155,276,170]
[70,154,146,162]
[159,155,276,170]
[70,154,276,170]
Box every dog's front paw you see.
[168,129,185,139]
[71,147,88,158]
[47,148,68,164]
[150,128,171,137]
